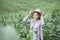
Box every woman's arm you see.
[40,13,44,26]
[23,11,32,23]
[41,13,44,22]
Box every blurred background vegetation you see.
[0,0,60,40]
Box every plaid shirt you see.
[23,18,44,40]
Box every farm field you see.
[0,0,60,40]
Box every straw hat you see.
[32,9,42,16]
[34,9,41,12]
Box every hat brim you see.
[32,11,42,16]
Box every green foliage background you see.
[0,0,60,40]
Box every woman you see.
[23,9,44,40]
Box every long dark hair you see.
[32,11,42,20]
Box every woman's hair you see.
[32,11,42,20]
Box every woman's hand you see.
[28,11,32,16]
[41,13,44,22]
[41,13,44,16]
[24,11,32,19]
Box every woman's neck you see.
[34,19,39,23]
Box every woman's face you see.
[33,13,40,20]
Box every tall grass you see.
[0,0,60,40]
